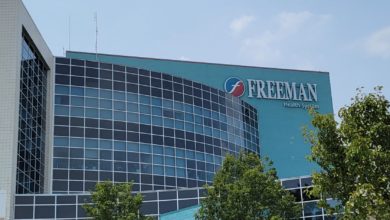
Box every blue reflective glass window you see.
[100,110,112,119]
[114,162,126,171]
[153,165,164,175]
[127,93,138,102]
[163,99,173,109]
[220,114,227,122]
[55,106,69,116]
[175,121,184,130]
[54,158,68,168]
[215,156,222,165]
[153,155,164,165]
[127,113,139,122]
[185,113,193,122]
[128,162,139,172]
[85,139,98,148]
[185,123,194,132]
[212,111,219,120]
[140,105,151,114]
[127,103,138,112]
[140,154,152,163]
[86,88,98,97]
[140,114,151,124]
[152,107,162,116]
[139,95,150,104]
[71,96,84,106]
[194,107,202,115]
[153,145,163,155]
[71,87,84,96]
[174,102,184,111]
[114,111,126,121]
[54,137,69,146]
[85,98,98,107]
[204,127,212,136]
[165,156,175,166]
[70,138,83,148]
[140,144,151,153]
[195,125,203,133]
[206,154,214,163]
[85,149,98,159]
[165,167,175,176]
[114,91,125,100]
[152,116,162,126]
[176,158,185,167]
[177,168,186,177]
[55,85,69,94]
[100,161,112,171]
[127,142,139,152]
[184,104,193,113]
[214,129,220,138]
[165,147,174,156]
[207,172,214,182]
[164,118,174,128]
[206,163,215,172]
[151,97,162,106]
[175,111,184,120]
[85,160,98,170]
[114,141,126,151]
[70,159,84,169]
[176,149,185,158]
[85,108,98,118]
[141,164,152,174]
[100,140,112,150]
[196,152,205,161]
[71,107,84,117]
[195,115,202,124]
[100,99,112,109]
[198,171,206,181]
[114,101,126,111]
[221,132,228,140]
[186,150,195,159]
[55,95,69,105]
[203,109,211,118]
[100,90,112,99]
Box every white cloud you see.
[230,15,255,33]
[365,26,390,58]
[238,11,331,66]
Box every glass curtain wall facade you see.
[16,29,49,194]
[52,57,260,194]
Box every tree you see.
[195,152,301,220]
[305,87,390,219]
[83,181,152,220]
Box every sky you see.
[23,0,390,116]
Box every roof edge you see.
[66,50,329,75]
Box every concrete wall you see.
[0,0,53,219]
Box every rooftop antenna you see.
[68,16,71,52]
[94,12,98,61]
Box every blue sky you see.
[23,0,390,115]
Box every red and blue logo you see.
[224,77,245,97]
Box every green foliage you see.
[83,181,153,220]
[305,87,390,219]
[195,152,301,220]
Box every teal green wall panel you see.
[160,205,199,220]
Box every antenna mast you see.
[94,12,98,60]
[68,16,71,51]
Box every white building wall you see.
[0,0,53,219]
